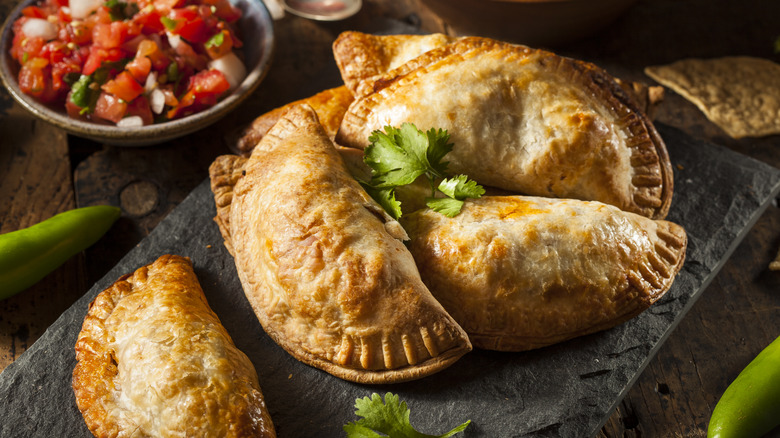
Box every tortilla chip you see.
[645,57,780,139]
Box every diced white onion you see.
[150,88,165,114]
[167,32,181,50]
[208,52,247,91]
[21,18,57,41]
[117,116,144,128]
[144,71,158,93]
[69,0,104,19]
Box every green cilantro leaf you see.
[425,197,464,218]
[69,74,99,113]
[62,72,82,86]
[205,31,225,50]
[343,393,470,438]
[361,123,483,219]
[423,127,453,175]
[438,175,486,200]
[161,16,178,31]
[365,124,430,188]
[361,183,402,220]
[166,61,179,83]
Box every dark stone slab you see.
[1,124,779,437]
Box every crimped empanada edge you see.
[209,155,248,257]
[575,58,675,220]
[470,219,688,352]
[336,37,674,219]
[259,319,472,384]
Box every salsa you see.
[9,0,247,126]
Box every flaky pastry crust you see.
[235,85,355,156]
[332,31,459,97]
[72,254,276,438]
[211,104,471,384]
[336,37,673,219]
[401,197,687,351]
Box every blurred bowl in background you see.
[420,0,637,48]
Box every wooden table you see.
[2,0,779,436]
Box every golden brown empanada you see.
[72,254,276,438]
[235,85,355,156]
[209,104,471,384]
[401,196,687,352]
[336,37,674,219]
[332,31,459,97]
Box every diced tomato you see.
[125,94,154,125]
[121,34,145,53]
[51,61,80,91]
[167,68,228,118]
[153,0,183,13]
[173,39,207,71]
[204,29,231,59]
[92,21,129,49]
[61,21,91,45]
[101,71,144,102]
[16,36,46,63]
[18,57,58,103]
[94,92,127,123]
[65,92,90,119]
[137,39,170,70]
[125,55,152,82]
[82,47,125,75]
[133,8,165,34]
[167,8,209,43]
[40,41,67,64]
[21,6,46,18]
[56,7,71,23]
[84,5,113,28]
[192,69,230,96]
[159,85,178,106]
[201,0,241,22]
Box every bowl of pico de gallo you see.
[0,0,274,145]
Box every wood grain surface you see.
[1,0,779,436]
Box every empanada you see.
[210,104,471,384]
[332,31,459,97]
[72,254,276,438]
[336,37,674,219]
[401,196,687,352]
[235,85,355,156]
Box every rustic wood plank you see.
[0,99,81,373]
[587,0,780,434]
[72,127,230,286]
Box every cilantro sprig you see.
[343,393,471,438]
[362,123,484,219]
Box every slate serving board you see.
[1,124,779,437]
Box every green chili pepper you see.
[708,335,780,438]
[0,206,121,300]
